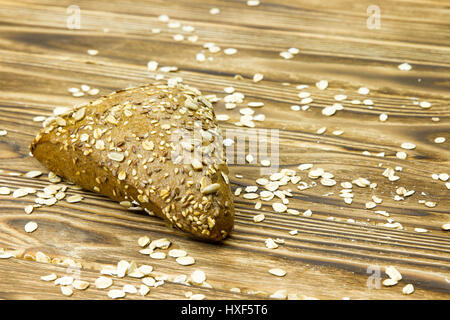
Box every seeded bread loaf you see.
[30,83,234,242]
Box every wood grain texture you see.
[0,0,449,300]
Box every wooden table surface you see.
[0,0,449,300]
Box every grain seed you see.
[176,256,195,266]
[142,277,156,287]
[385,266,402,282]
[72,280,90,290]
[95,276,113,289]
[358,87,370,95]
[168,249,187,258]
[13,188,28,198]
[108,289,125,299]
[108,152,125,162]
[150,252,166,259]
[398,62,412,71]
[265,238,278,249]
[25,171,42,178]
[138,236,150,247]
[316,80,328,90]
[139,284,150,296]
[272,202,287,213]
[382,278,398,286]
[209,8,220,15]
[419,101,431,109]
[402,284,414,295]
[24,221,38,233]
[60,286,73,296]
[401,142,416,150]
[123,284,137,294]
[269,268,286,277]
[40,273,57,281]
[0,187,11,195]
[24,205,34,214]
[66,195,83,203]
[322,105,336,116]
[224,48,237,55]
[253,73,264,83]
[253,214,265,223]
[190,293,206,300]
[191,270,206,284]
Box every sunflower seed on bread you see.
[30,83,234,241]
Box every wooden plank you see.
[0,0,449,300]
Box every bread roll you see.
[30,83,234,241]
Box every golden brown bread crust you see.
[30,83,234,242]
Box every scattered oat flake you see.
[13,188,28,198]
[24,221,38,233]
[66,195,83,203]
[123,284,137,294]
[72,280,90,290]
[280,51,293,59]
[25,171,42,178]
[358,87,370,95]
[60,286,73,296]
[253,214,265,223]
[209,8,220,15]
[147,61,159,72]
[334,94,347,101]
[247,0,260,6]
[190,293,206,300]
[138,236,150,247]
[191,270,206,284]
[40,273,57,281]
[379,113,388,122]
[0,130,7,136]
[385,266,402,282]
[316,80,328,90]
[414,227,428,233]
[24,205,34,214]
[419,101,431,109]
[398,62,412,71]
[434,137,445,144]
[401,142,416,150]
[322,105,336,116]
[216,114,230,121]
[269,268,286,277]
[224,48,237,55]
[176,256,195,266]
[95,276,113,289]
[383,278,398,286]
[425,201,436,208]
[272,202,287,213]
[87,49,98,56]
[253,73,264,83]
[402,284,414,295]
[108,289,125,299]
[150,252,166,259]
[0,187,11,195]
[265,238,278,249]
[298,163,313,171]
[168,249,187,258]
